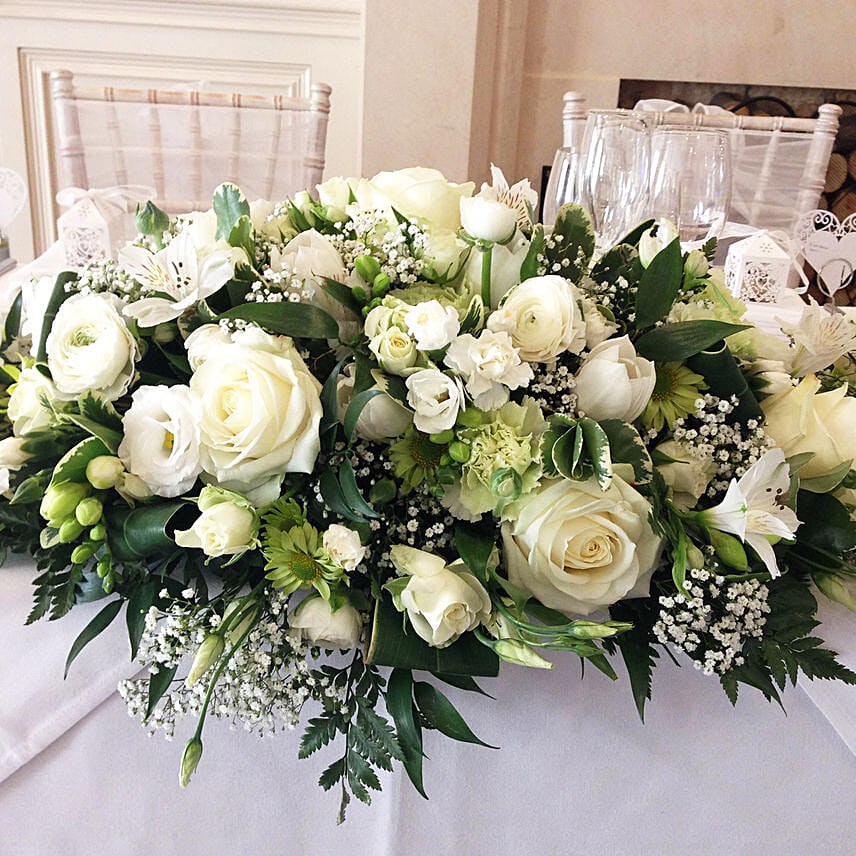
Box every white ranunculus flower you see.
[655,439,716,512]
[183,323,231,370]
[7,365,58,436]
[502,476,661,616]
[174,486,259,558]
[464,232,529,308]
[404,300,460,351]
[390,545,491,648]
[46,292,139,401]
[322,524,366,571]
[369,327,418,375]
[580,295,618,348]
[20,275,55,356]
[444,330,533,410]
[487,275,586,363]
[460,197,517,244]
[191,332,322,495]
[291,595,362,649]
[762,374,856,479]
[405,369,463,434]
[574,335,656,422]
[0,436,29,496]
[638,218,679,267]
[118,384,202,498]
[336,369,412,441]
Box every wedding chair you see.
[49,70,332,212]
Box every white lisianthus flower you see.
[47,292,139,401]
[461,164,538,243]
[655,439,716,512]
[20,275,55,356]
[487,275,586,363]
[762,374,856,479]
[7,365,58,436]
[174,486,259,558]
[121,230,234,327]
[390,545,491,648]
[336,368,412,441]
[693,448,800,578]
[369,327,418,375]
[291,595,363,649]
[574,335,656,422]
[502,476,662,616]
[404,300,460,351]
[638,218,679,267]
[183,323,232,370]
[444,330,533,410]
[0,436,29,496]
[118,384,202,498]
[322,524,366,571]
[780,302,856,376]
[580,295,618,349]
[191,331,322,496]
[405,369,464,434]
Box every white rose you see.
[464,232,529,308]
[444,330,533,410]
[580,295,618,348]
[7,365,58,436]
[405,369,463,434]
[363,302,407,340]
[191,333,322,495]
[322,524,366,571]
[460,196,517,244]
[118,384,202,498]
[502,476,661,616]
[316,176,352,223]
[20,275,55,356]
[574,335,656,422]
[46,292,139,400]
[183,323,231,370]
[638,218,679,267]
[336,369,412,441]
[487,275,586,363]
[390,545,491,648]
[0,436,29,496]
[655,439,716,512]
[404,300,460,351]
[174,486,259,557]
[369,327,418,375]
[762,375,856,479]
[420,227,469,280]
[291,596,362,649]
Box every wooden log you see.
[826,153,848,193]
[848,149,856,181]
[834,114,856,153]
[831,187,856,221]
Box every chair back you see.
[49,69,331,212]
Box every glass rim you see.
[650,126,731,138]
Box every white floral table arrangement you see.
[1,167,856,821]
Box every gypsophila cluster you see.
[71,258,142,302]
[580,273,637,331]
[527,351,579,414]
[653,566,770,675]
[672,394,775,497]
[536,235,587,277]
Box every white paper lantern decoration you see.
[724,232,792,303]
[0,168,28,275]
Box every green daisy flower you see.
[642,362,707,432]
[263,521,346,600]
[389,427,445,492]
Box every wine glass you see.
[648,127,732,243]
[542,146,583,227]
[580,110,650,249]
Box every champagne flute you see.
[542,146,583,227]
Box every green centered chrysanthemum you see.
[389,427,445,492]
[263,521,346,600]
[642,362,707,432]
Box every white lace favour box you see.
[724,232,793,303]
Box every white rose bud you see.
[316,176,352,223]
[638,218,679,268]
[336,370,412,441]
[459,196,517,244]
[405,369,463,434]
[322,524,366,571]
[369,327,418,375]
[684,249,709,279]
[174,486,259,558]
[291,596,363,649]
[7,365,57,436]
[580,296,618,349]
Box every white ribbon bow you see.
[55,185,155,214]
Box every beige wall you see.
[516,0,856,189]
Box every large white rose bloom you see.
[46,292,139,400]
[7,365,58,436]
[190,330,322,496]
[118,384,202,498]
[487,275,586,363]
[502,476,661,616]
[574,335,656,422]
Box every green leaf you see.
[78,390,122,432]
[546,204,596,281]
[634,238,682,329]
[322,278,362,317]
[49,436,111,487]
[599,419,653,484]
[672,527,688,594]
[550,427,577,480]
[107,502,190,562]
[338,459,380,519]
[686,341,764,426]
[320,355,348,435]
[319,467,367,523]
[344,388,383,441]
[430,673,494,698]
[794,492,856,555]
[62,413,122,454]
[10,469,51,505]
[318,757,345,791]
[36,271,78,362]
[213,182,250,240]
[135,201,169,239]
[299,715,339,758]
[64,598,122,679]
[454,522,494,585]
[227,215,255,263]
[145,663,178,720]
[218,302,339,340]
[2,289,22,351]
[616,219,655,248]
[799,460,853,494]
[519,224,545,281]
[635,320,751,361]
[386,669,427,799]
[589,243,638,286]
[579,417,612,490]
[413,681,497,748]
[610,600,659,721]
[126,579,158,660]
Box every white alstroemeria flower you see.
[120,230,234,327]
[638,218,679,267]
[780,302,856,377]
[696,448,801,578]
[404,300,460,351]
[444,330,533,410]
[475,164,538,235]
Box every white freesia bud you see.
[405,369,463,434]
[369,327,418,375]
[655,439,716,512]
[638,218,679,268]
[222,600,260,644]
[574,335,656,422]
[404,300,460,351]
[460,196,517,243]
[291,595,363,649]
[179,737,203,788]
[85,455,125,489]
[7,365,57,436]
[185,634,225,687]
[322,524,366,571]
[174,486,259,557]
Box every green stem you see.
[480,245,493,308]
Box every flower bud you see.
[71,543,96,564]
[222,601,260,645]
[570,620,633,639]
[58,518,85,543]
[685,543,706,571]
[153,323,176,344]
[40,482,90,522]
[684,249,709,279]
[372,273,391,296]
[101,573,114,594]
[185,634,225,687]
[86,456,125,490]
[815,573,856,615]
[351,285,367,303]
[354,254,381,282]
[456,407,484,427]
[494,638,554,669]
[448,440,471,463]
[708,528,748,571]
[75,496,103,526]
[96,558,111,578]
[120,472,153,500]
[179,737,203,788]
[89,523,107,541]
